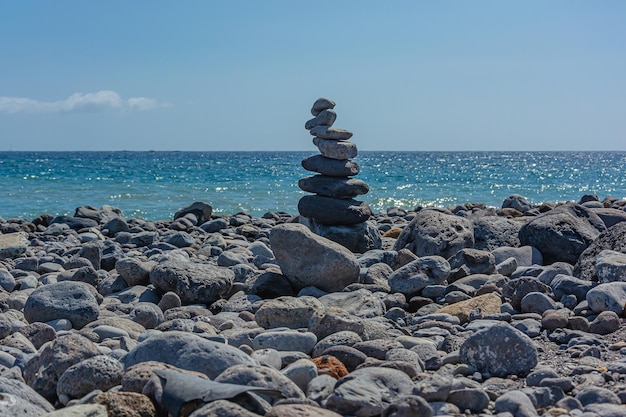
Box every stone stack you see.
[297,98,380,252]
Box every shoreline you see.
[1,194,626,416]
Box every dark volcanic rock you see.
[460,323,538,377]
[23,281,100,329]
[298,195,372,226]
[573,222,626,281]
[519,203,606,264]
[149,261,234,305]
[393,209,474,258]
[472,216,521,251]
[301,155,360,177]
[298,175,369,199]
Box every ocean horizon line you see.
[2,149,626,154]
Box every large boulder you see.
[472,216,521,251]
[270,223,359,292]
[149,261,233,305]
[519,203,606,264]
[460,323,538,377]
[573,222,626,281]
[394,209,474,258]
[23,281,100,329]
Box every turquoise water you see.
[1,151,625,221]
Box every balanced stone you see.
[298,175,369,199]
[310,125,353,140]
[313,137,357,160]
[305,109,337,130]
[301,155,360,177]
[311,97,335,116]
[298,195,372,225]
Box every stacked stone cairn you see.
[297,98,380,252]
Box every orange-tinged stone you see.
[382,228,403,238]
[438,292,502,324]
[312,355,349,379]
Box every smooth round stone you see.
[280,358,318,392]
[313,138,357,160]
[23,281,100,329]
[312,331,363,358]
[298,195,372,226]
[309,125,353,140]
[447,388,490,413]
[0,269,17,292]
[310,98,335,116]
[325,367,414,417]
[588,311,621,335]
[298,175,369,199]
[252,330,317,354]
[56,355,123,402]
[251,348,282,370]
[301,155,360,177]
[586,282,626,314]
[215,364,305,401]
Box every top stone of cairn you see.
[311,98,336,116]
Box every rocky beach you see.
[0,193,625,417]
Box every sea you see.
[1,151,625,221]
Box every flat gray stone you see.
[301,155,360,177]
[298,175,369,199]
[309,125,353,140]
[252,330,317,354]
[313,138,357,160]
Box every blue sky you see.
[1,1,625,151]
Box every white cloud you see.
[0,90,169,114]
